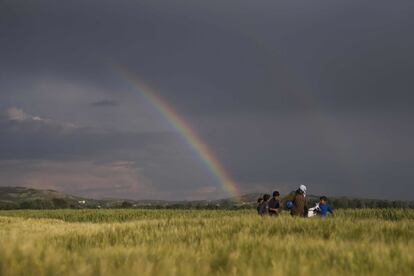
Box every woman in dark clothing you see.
[258,194,271,216]
[290,189,307,217]
[256,197,264,214]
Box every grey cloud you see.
[90,99,119,107]
[0,107,224,199]
[0,107,173,160]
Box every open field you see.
[0,209,413,276]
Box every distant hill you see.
[0,186,413,210]
[0,187,88,209]
[0,186,83,202]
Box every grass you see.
[0,209,413,275]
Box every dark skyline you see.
[1,1,413,200]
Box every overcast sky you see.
[1,0,413,200]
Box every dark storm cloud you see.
[0,0,413,199]
[2,0,413,114]
[0,107,183,161]
[90,99,119,107]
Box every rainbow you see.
[114,66,240,198]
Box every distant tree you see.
[52,198,69,209]
[33,199,54,209]
[121,201,133,208]
[20,201,33,209]
[20,199,54,209]
[0,201,19,210]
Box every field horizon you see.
[1,186,413,210]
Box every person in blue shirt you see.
[318,196,334,217]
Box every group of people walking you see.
[257,185,334,217]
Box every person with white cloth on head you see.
[279,185,308,217]
[299,184,307,197]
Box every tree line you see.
[0,197,413,210]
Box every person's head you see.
[263,194,271,202]
[320,196,328,204]
[257,197,264,204]
[272,191,280,198]
[299,184,307,194]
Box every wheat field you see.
[0,209,413,276]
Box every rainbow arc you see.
[115,66,240,198]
